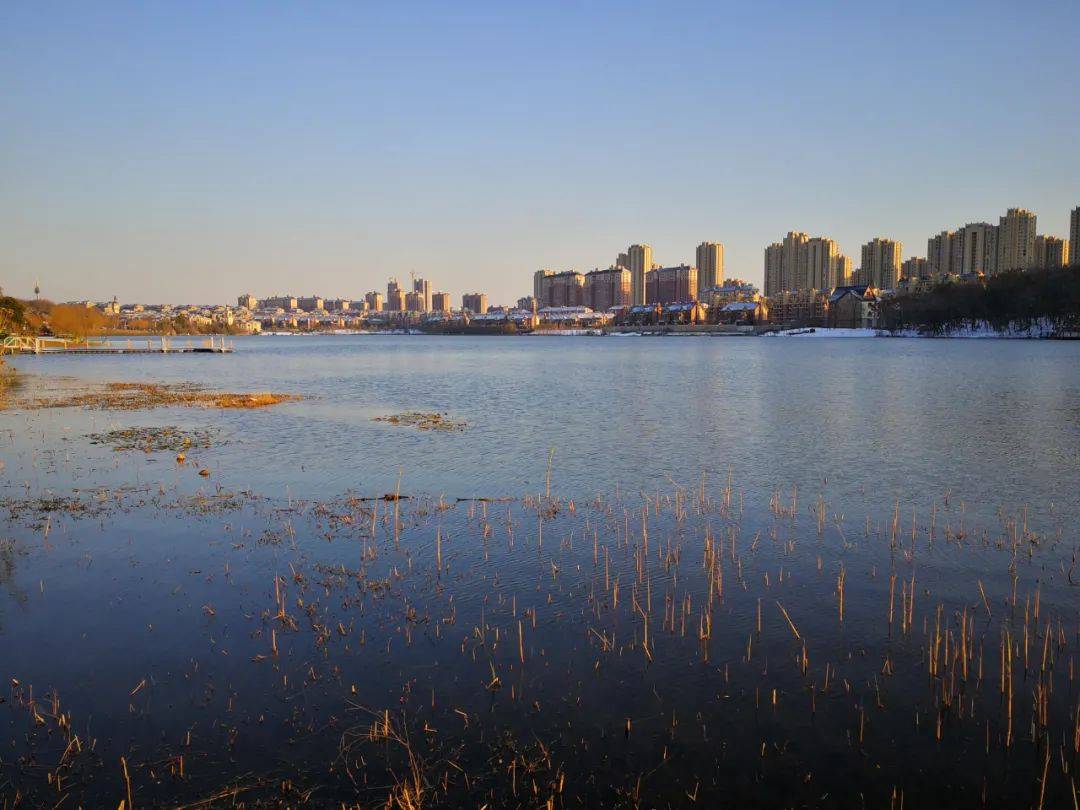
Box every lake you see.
[2,334,1078,806]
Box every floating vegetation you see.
[14,381,299,411]
[373,411,467,431]
[86,425,219,453]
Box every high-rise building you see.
[996,208,1037,272]
[927,230,956,277]
[627,244,653,306]
[859,238,903,289]
[237,294,257,310]
[412,277,431,311]
[959,222,998,275]
[431,292,451,312]
[298,296,324,312]
[387,278,403,302]
[547,271,585,307]
[516,296,537,313]
[764,242,783,296]
[764,232,840,293]
[365,291,384,312]
[386,288,407,312]
[533,269,556,303]
[835,254,853,287]
[1070,206,1080,267]
[695,242,725,298]
[901,257,928,279]
[584,266,631,311]
[645,265,697,305]
[781,232,809,291]
[405,292,425,311]
[616,252,630,270]
[263,295,298,311]
[1032,235,1069,269]
[462,293,488,314]
[804,237,839,290]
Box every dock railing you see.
[1,334,234,355]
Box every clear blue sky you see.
[2,0,1078,305]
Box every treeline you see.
[0,298,241,338]
[878,266,1080,333]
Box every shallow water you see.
[8,334,1080,512]
[1,335,1078,806]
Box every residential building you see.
[386,287,407,312]
[764,231,826,294]
[387,278,403,303]
[517,296,537,313]
[695,242,725,298]
[927,230,957,277]
[901,257,928,280]
[263,295,298,311]
[538,271,585,307]
[768,289,828,327]
[836,254,853,287]
[804,237,839,291]
[616,252,630,270]
[1033,235,1069,269]
[782,231,809,291]
[365,291,384,312]
[959,222,998,275]
[237,294,257,310]
[702,279,759,309]
[584,266,631,311]
[645,265,697,305]
[827,285,880,329]
[298,296,324,312]
[996,208,1037,272]
[405,292,425,311]
[859,238,903,289]
[462,293,488,314]
[1070,206,1080,267]
[533,270,556,304]
[431,292,451,312]
[627,244,653,306]
[412,277,432,311]
[714,300,768,325]
[764,242,783,296]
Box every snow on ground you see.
[767,319,1059,339]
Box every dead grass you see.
[13,381,299,411]
[373,411,466,431]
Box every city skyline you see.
[3,2,1079,304]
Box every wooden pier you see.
[1,335,233,356]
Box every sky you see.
[2,0,1078,306]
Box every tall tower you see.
[695,241,724,298]
[628,244,653,306]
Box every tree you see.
[0,297,28,335]
[48,305,113,339]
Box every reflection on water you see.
[0,336,1078,805]
[7,335,1080,518]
